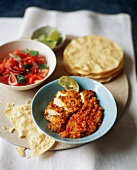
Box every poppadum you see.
[63,35,124,82]
[4,104,55,156]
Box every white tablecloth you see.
[0,7,137,170]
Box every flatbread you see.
[63,35,124,82]
[85,70,122,83]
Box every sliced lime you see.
[47,30,59,41]
[37,34,48,41]
[44,41,57,49]
[58,76,79,92]
[33,29,62,49]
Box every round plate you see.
[0,35,129,150]
[32,76,117,144]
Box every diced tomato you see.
[3,58,8,67]
[6,58,18,68]
[39,68,49,78]
[28,74,43,85]
[13,50,29,59]
[34,56,46,64]
[25,72,32,79]
[22,56,37,67]
[0,63,4,74]
[2,68,10,76]
[23,57,33,65]
[0,49,49,86]
[0,75,8,84]
[13,66,25,72]
[31,66,40,74]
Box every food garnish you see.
[0,49,49,86]
[58,76,79,92]
[33,30,62,49]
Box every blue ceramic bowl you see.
[31,76,117,144]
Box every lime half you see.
[58,76,79,92]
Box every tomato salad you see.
[0,49,49,86]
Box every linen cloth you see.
[0,6,137,170]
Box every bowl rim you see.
[0,39,57,90]
[31,76,117,144]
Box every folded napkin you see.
[19,7,131,45]
[1,6,137,170]
[0,18,22,45]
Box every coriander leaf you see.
[22,64,32,69]
[16,75,26,84]
[22,49,29,53]
[37,63,48,69]
[30,50,39,56]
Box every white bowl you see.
[31,26,66,51]
[0,39,56,90]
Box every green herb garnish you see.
[30,50,39,56]
[22,49,29,53]
[16,75,26,84]
[37,63,48,70]
[22,64,32,69]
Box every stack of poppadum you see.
[63,35,124,83]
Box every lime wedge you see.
[58,76,79,92]
[44,41,57,49]
[37,34,48,41]
[35,31,61,49]
[47,30,59,41]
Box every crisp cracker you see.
[2,125,7,130]
[16,147,26,157]
[4,104,55,156]
[63,35,124,83]
[9,127,15,133]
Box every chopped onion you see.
[8,73,18,86]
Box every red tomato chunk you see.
[0,49,49,86]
